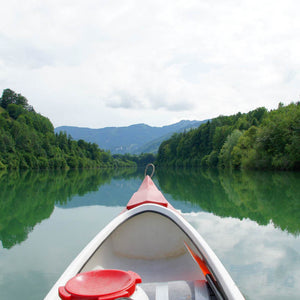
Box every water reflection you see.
[0,168,139,249]
[0,168,299,249]
[156,168,300,236]
[1,168,299,300]
[183,211,300,300]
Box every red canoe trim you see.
[126,175,172,210]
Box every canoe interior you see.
[80,211,214,299]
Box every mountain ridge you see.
[55,120,207,154]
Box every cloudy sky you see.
[1,0,299,128]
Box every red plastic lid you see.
[59,269,142,300]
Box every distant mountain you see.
[55,120,207,154]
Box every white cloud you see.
[0,0,299,127]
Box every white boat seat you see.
[140,280,210,300]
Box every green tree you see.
[231,126,261,169]
[218,130,243,168]
[255,103,300,170]
[0,89,29,109]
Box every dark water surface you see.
[0,168,299,299]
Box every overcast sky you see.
[1,0,299,128]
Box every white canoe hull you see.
[45,203,244,300]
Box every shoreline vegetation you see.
[0,88,299,171]
[0,89,137,170]
[156,102,299,171]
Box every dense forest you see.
[156,102,300,170]
[113,153,156,167]
[1,88,299,171]
[0,89,135,170]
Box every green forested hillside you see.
[0,89,135,170]
[156,103,300,170]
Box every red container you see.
[58,269,142,300]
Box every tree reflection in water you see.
[0,167,299,249]
[156,168,300,236]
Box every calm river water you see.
[0,168,299,299]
